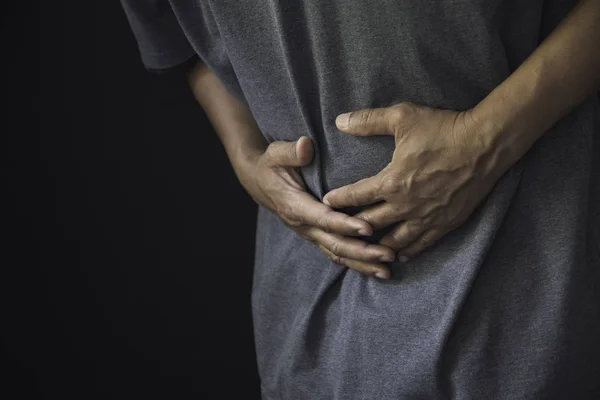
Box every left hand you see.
[323,102,507,262]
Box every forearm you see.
[187,60,268,171]
[471,0,600,170]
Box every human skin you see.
[321,0,600,277]
[188,0,600,279]
[187,61,396,279]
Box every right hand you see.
[239,136,394,279]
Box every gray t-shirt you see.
[121,1,600,398]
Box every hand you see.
[240,136,396,278]
[323,102,505,262]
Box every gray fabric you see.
[121,1,600,398]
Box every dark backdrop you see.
[4,1,260,398]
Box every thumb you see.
[335,106,398,136]
[265,136,314,167]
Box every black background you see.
[4,0,260,398]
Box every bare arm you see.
[471,0,600,170]
[321,0,600,262]
[186,60,268,180]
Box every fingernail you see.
[379,254,394,262]
[398,255,409,263]
[336,113,351,129]
[322,196,331,206]
[358,229,371,236]
[374,271,389,279]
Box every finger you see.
[308,227,396,263]
[335,107,400,136]
[264,136,314,167]
[319,245,391,279]
[322,175,384,209]
[292,191,374,236]
[396,228,445,262]
[353,202,405,231]
[379,219,426,251]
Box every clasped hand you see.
[243,102,504,279]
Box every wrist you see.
[229,143,265,174]
[467,96,542,178]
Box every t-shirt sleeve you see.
[119,0,197,71]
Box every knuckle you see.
[278,212,292,226]
[390,231,410,248]
[315,213,331,232]
[380,174,402,195]
[417,235,432,248]
[417,205,436,221]
[287,143,297,160]
[279,206,302,228]
[298,228,313,242]
[283,219,302,229]
[276,203,290,218]
[391,103,419,134]
[422,213,438,227]
[359,241,371,251]
[360,242,376,258]
[348,189,360,206]
[330,254,343,265]
[263,145,277,163]
[440,195,453,210]
[355,213,373,226]
[358,110,372,127]
[394,102,416,116]
[390,104,407,123]
[329,241,342,256]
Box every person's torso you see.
[172,1,600,398]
